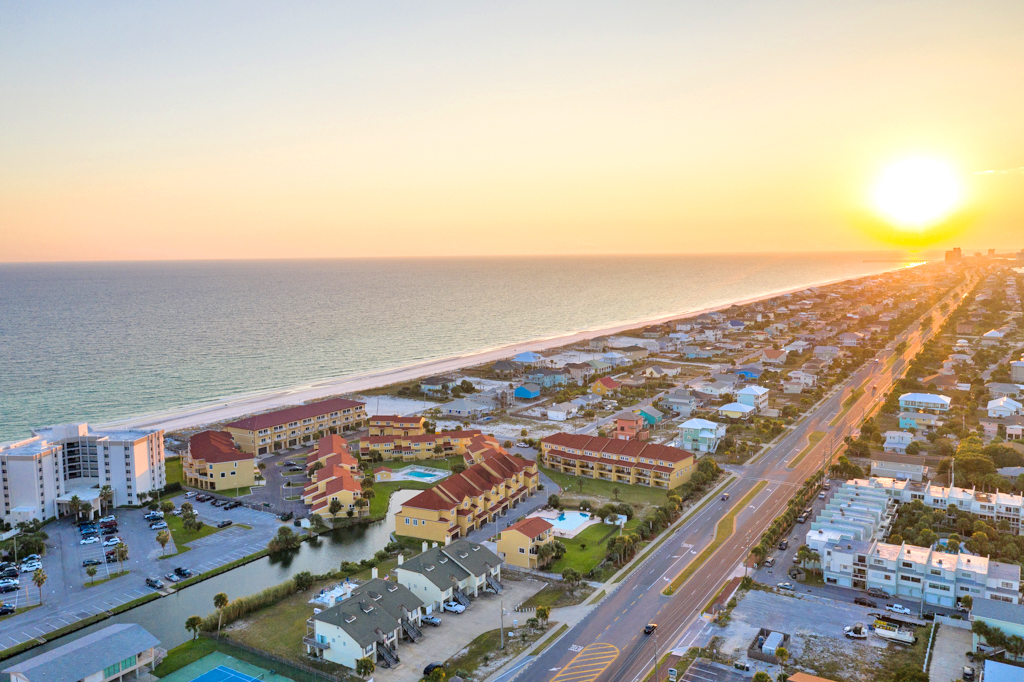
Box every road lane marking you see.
[550,643,619,682]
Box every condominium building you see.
[359,430,505,463]
[496,517,555,569]
[821,539,1020,607]
[539,433,696,490]
[224,398,367,455]
[368,415,426,437]
[3,623,163,682]
[184,431,255,492]
[303,435,366,518]
[395,453,539,542]
[0,423,166,523]
[395,539,503,613]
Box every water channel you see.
[0,489,421,669]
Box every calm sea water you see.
[0,254,904,441]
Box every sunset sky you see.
[2,1,1023,261]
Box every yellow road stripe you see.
[550,643,619,682]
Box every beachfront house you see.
[496,517,555,569]
[591,377,621,396]
[547,402,579,421]
[525,368,570,388]
[614,411,649,441]
[718,403,755,420]
[736,385,770,412]
[442,398,490,419]
[883,431,914,454]
[679,418,726,453]
[989,397,1023,419]
[564,362,595,385]
[514,383,541,400]
[420,375,459,395]
[898,393,952,414]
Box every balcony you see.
[304,636,330,650]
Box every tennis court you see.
[159,652,295,682]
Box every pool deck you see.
[388,465,451,484]
[528,509,601,539]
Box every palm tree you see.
[67,495,83,521]
[156,530,171,557]
[214,592,229,637]
[32,568,47,605]
[114,543,129,573]
[99,485,113,513]
[775,646,790,665]
[185,615,203,641]
[536,605,551,626]
[86,566,98,585]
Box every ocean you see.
[0,254,907,442]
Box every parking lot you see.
[373,576,544,682]
[0,494,282,651]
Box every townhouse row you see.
[539,433,696,490]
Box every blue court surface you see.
[190,665,262,682]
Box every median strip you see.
[829,384,865,427]
[787,431,825,468]
[663,480,768,596]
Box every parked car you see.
[424,663,444,676]
[211,500,226,507]
[105,555,119,564]
[144,511,163,520]
[102,527,119,536]
[174,567,192,578]
[99,515,116,524]
[922,611,936,621]
[422,615,442,626]
[443,601,466,613]
[283,461,297,467]
[956,602,970,612]
[150,522,168,530]
[854,597,877,608]
[818,492,826,499]
[288,466,303,472]
[643,623,658,635]
[279,511,294,522]
[23,554,40,562]
[82,559,102,568]
[185,491,197,498]
[0,568,18,579]
[796,514,807,524]
[20,562,41,573]
[777,582,795,591]
[822,482,830,490]
[0,579,19,589]
[886,604,912,615]
[516,442,528,448]
[866,588,890,599]
[145,577,164,589]
[0,584,17,594]
[216,520,233,529]
[763,557,775,568]
[80,536,100,545]
[0,603,14,616]
[102,537,123,547]
[164,573,180,583]
[778,540,788,550]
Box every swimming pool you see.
[406,471,438,479]
[527,509,628,538]
[547,511,593,531]
[388,466,450,483]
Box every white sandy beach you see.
[98,266,915,436]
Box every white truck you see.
[872,619,917,645]
[844,622,868,639]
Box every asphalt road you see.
[517,280,972,682]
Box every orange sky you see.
[2,2,1023,262]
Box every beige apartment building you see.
[224,398,366,455]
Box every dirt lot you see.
[713,588,929,682]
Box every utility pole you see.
[500,599,505,650]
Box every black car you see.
[778,540,788,550]
[106,556,119,564]
[0,584,17,593]
[0,603,14,616]
[279,511,294,522]
[217,520,233,529]
[288,466,303,472]
[854,597,877,607]
[644,623,658,635]
[0,568,18,579]
[81,559,102,568]
[102,527,119,536]
[424,663,444,676]
[174,567,193,578]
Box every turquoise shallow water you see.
[0,254,903,441]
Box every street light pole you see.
[654,627,662,682]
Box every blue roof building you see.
[514,383,541,400]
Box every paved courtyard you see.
[929,622,973,682]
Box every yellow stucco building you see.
[540,433,695,490]
[185,431,256,492]
[496,517,555,569]
[224,398,367,455]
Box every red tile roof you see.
[595,377,621,389]
[505,517,552,539]
[189,431,251,464]
[542,433,695,464]
[225,398,364,431]
[403,488,456,512]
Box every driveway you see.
[374,576,545,682]
[247,445,317,518]
[929,622,973,682]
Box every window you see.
[220,472,226,478]
[519,547,525,554]
[121,655,137,669]
[104,663,121,677]
[405,518,410,524]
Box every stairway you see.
[453,588,471,607]
[377,642,400,668]
[401,617,423,642]
[486,573,503,594]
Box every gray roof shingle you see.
[3,623,159,680]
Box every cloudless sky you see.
[2,1,1023,261]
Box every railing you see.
[303,636,330,650]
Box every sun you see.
[871,157,963,231]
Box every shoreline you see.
[96,263,919,436]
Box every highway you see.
[516,278,972,682]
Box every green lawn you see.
[539,466,668,507]
[548,521,625,575]
[160,514,224,558]
[788,431,825,468]
[85,570,128,588]
[165,456,183,487]
[367,480,432,518]
[217,487,252,498]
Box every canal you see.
[0,488,421,669]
